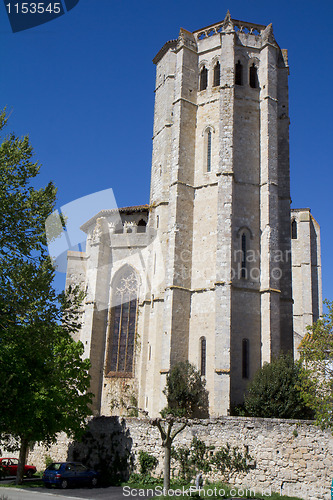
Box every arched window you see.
[207,129,212,172]
[137,219,147,233]
[213,62,220,87]
[242,339,249,379]
[291,219,297,239]
[241,233,247,278]
[199,66,208,91]
[200,337,206,376]
[249,63,259,88]
[235,60,243,85]
[107,268,139,377]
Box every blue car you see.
[42,462,98,489]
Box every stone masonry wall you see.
[21,416,333,500]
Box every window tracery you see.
[106,268,139,377]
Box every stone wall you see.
[22,416,332,500]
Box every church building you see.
[65,12,322,417]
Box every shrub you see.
[211,443,252,482]
[44,455,53,468]
[162,361,209,418]
[138,451,158,476]
[243,353,313,419]
[172,437,212,482]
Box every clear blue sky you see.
[1,0,332,299]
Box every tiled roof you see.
[80,205,149,232]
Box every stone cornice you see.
[172,97,197,107]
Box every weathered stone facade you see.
[66,13,322,418]
[24,417,333,500]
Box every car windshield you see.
[47,463,62,471]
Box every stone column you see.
[85,217,112,414]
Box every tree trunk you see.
[163,443,171,492]
[16,436,28,485]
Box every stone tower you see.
[149,12,293,414]
[66,13,321,417]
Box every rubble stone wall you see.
[20,416,333,500]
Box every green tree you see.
[162,360,209,418]
[243,353,313,419]
[0,111,92,484]
[298,300,333,431]
[151,361,209,491]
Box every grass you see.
[0,473,44,488]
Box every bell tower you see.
[148,12,293,414]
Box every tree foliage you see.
[151,361,209,491]
[243,353,313,419]
[0,110,92,484]
[298,300,333,431]
[162,361,209,418]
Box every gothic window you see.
[107,268,139,377]
[213,61,220,87]
[241,233,247,278]
[207,129,212,172]
[242,338,249,379]
[235,60,243,85]
[291,219,297,239]
[199,66,208,91]
[200,337,206,376]
[249,63,259,88]
[137,219,147,233]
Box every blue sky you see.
[0,0,332,299]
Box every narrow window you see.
[207,129,212,172]
[213,62,220,87]
[249,63,259,88]
[200,337,206,376]
[235,60,243,85]
[137,219,147,233]
[291,219,297,239]
[199,66,208,91]
[242,339,249,379]
[241,233,247,278]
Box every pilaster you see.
[259,33,281,363]
[160,29,198,396]
[214,21,235,415]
